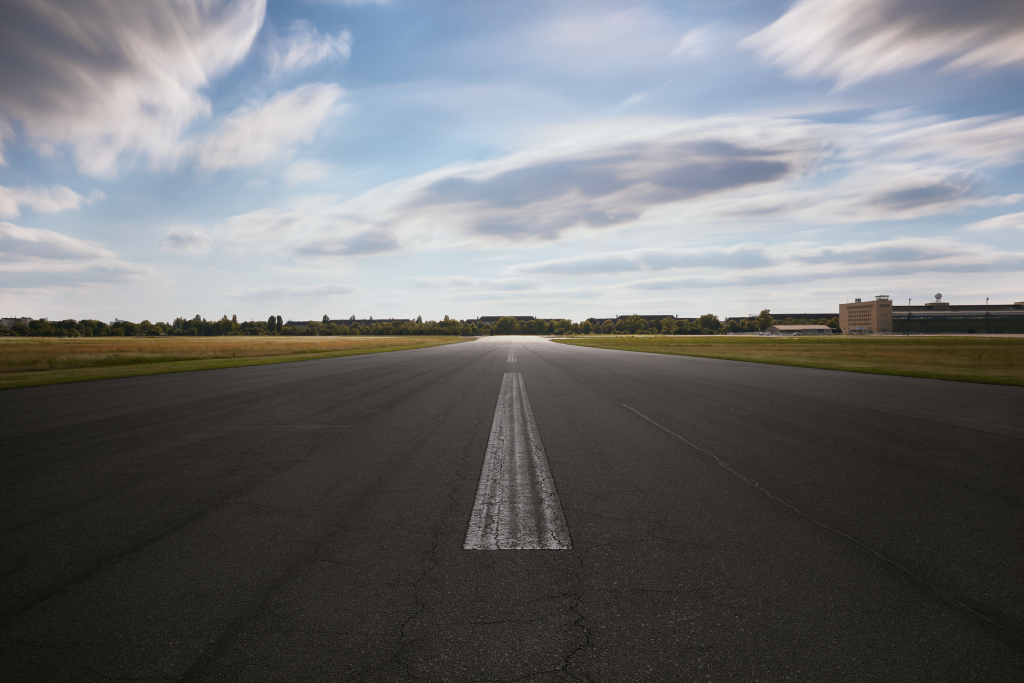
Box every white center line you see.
[464,373,571,550]
[507,352,516,362]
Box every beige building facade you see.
[839,295,893,334]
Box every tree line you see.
[1,310,840,338]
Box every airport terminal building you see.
[840,295,1024,334]
[839,295,893,334]
[892,298,1024,334]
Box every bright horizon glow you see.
[2,0,1023,322]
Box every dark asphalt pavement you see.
[2,337,1023,681]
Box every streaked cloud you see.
[0,185,100,219]
[0,222,151,285]
[0,0,266,175]
[671,26,712,58]
[621,92,649,107]
[230,282,358,299]
[296,230,399,257]
[743,0,1024,88]
[967,211,1024,231]
[411,276,542,292]
[267,20,352,77]
[162,226,214,255]
[284,159,335,186]
[0,121,10,165]
[623,238,1024,289]
[514,245,772,275]
[197,84,344,171]
[216,111,1024,259]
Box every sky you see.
[1,0,1023,323]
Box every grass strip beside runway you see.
[555,335,1024,386]
[0,336,468,389]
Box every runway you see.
[2,336,1023,681]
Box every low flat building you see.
[726,313,835,323]
[285,318,411,330]
[892,299,1024,334]
[839,295,893,334]
[766,324,834,336]
[473,316,536,323]
[615,314,676,321]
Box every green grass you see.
[0,337,468,390]
[555,335,1024,386]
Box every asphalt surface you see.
[2,336,1023,681]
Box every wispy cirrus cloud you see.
[267,20,352,77]
[743,0,1024,88]
[197,84,344,171]
[0,0,266,175]
[671,26,713,58]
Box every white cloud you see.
[213,111,1024,259]
[162,226,214,255]
[0,0,266,175]
[268,21,352,76]
[621,92,648,107]
[0,185,97,219]
[198,84,344,171]
[671,26,712,58]
[0,121,10,165]
[966,211,1024,231]
[0,222,151,286]
[284,159,334,186]
[230,283,358,299]
[410,276,542,292]
[222,207,303,248]
[619,238,1024,290]
[743,0,1024,88]
[514,245,772,275]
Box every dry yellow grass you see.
[0,336,467,389]
[557,335,1024,386]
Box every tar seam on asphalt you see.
[465,372,572,550]
[621,403,1024,649]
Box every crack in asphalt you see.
[622,402,1024,650]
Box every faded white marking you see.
[507,352,516,362]
[464,373,571,550]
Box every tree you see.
[276,315,283,333]
[323,314,330,323]
[661,317,677,335]
[581,320,593,334]
[494,316,519,335]
[754,309,774,331]
[698,313,721,331]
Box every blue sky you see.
[2,0,1023,322]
